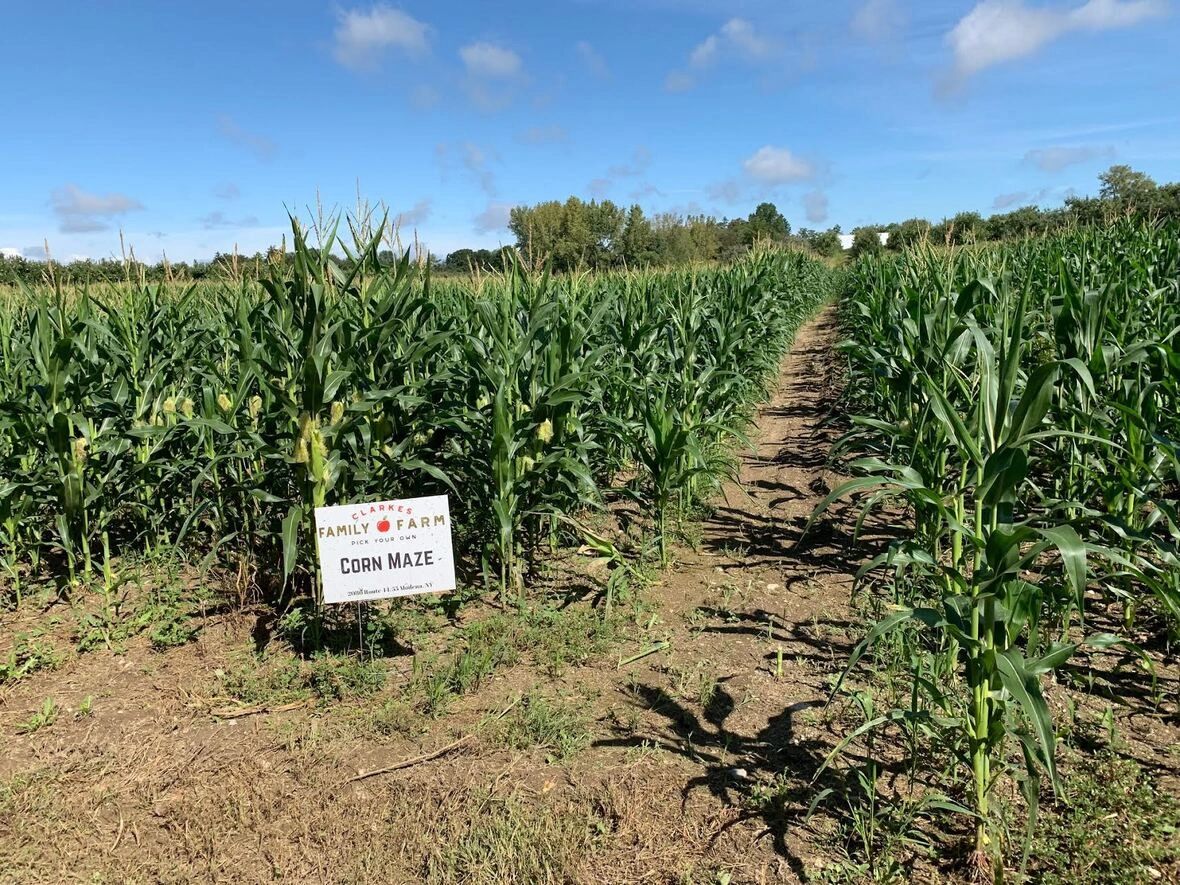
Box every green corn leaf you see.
[994,647,1061,794]
[281,504,302,585]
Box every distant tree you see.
[1063,195,1108,226]
[850,227,884,258]
[509,197,623,271]
[1098,164,1157,210]
[685,214,723,261]
[745,201,790,244]
[813,227,843,257]
[617,204,655,266]
[798,226,842,257]
[1157,182,1180,221]
[471,249,497,271]
[649,213,694,265]
[946,211,984,246]
[442,248,506,273]
[984,206,1045,241]
[718,218,749,259]
[888,218,932,251]
[587,200,625,266]
[442,248,473,272]
[509,201,560,267]
[648,212,726,264]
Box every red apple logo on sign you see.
[377,519,390,533]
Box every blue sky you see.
[1,0,1178,262]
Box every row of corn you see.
[824,218,1180,868]
[0,217,834,607]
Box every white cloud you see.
[947,2,1068,77]
[393,199,432,227]
[947,0,1166,80]
[410,84,440,109]
[200,211,260,230]
[688,18,774,69]
[460,42,522,78]
[992,191,1029,209]
[51,184,144,233]
[993,186,1055,207]
[1023,144,1114,171]
[462,142,497,195]
[437,141,500,194]
[664,71,695,92]
[1,246,21,258]
[707,179,742,203]
[575,41,610,78]
[852,0,905,43]
[607,146,652,178]
[742,146,814,184]
[459,42,523,111]
[718,18,775,61]
[332,5,431,72]
[474,202,513,234]
[584,147,652,200]
[517,124,569,145]
[803,190,829,223]
[670,17,777,90]
[1070,0,1168,28]
[215,115,277,160]
[689,34,720,68]
[465,83,514,112]
[630,183,664,200]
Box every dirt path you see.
[0,305,868,884]
[582,302,863,880]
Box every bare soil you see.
[1,305,1175,884]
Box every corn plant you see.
[821,220,1178,872]
[0,207,832,640]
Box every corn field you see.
[0,217,833,612]
[823,219,1180,870]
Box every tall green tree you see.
[509,197,624,271]
[745,202,790,244]
[1099,164,1157,209]
[888,218,932,251]
[617,204,655,266]
[850,227,884,258]
[946,211,984,246]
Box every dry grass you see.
[0,740,777,884]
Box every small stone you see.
[765,583,781,591]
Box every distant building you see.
[839,231,890,250]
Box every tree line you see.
[848,164,1180,257]
[3,164,1177,285]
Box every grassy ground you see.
[1,308,1176,884]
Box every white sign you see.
[314,495,456,604]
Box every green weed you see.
[16,699,58,734]
[494,692,591,761]
[1025,750,1179,885]
[0,634,63,685]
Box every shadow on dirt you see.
[595,680,836,879]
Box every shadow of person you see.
[595,678,839,879]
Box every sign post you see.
[314,495,457,609]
